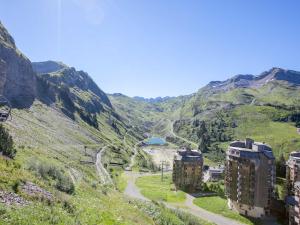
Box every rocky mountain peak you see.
[231,74,255,82]
[32,61,67,74]
[206,67,300,92]
[33,61,112,108]
[0,21,36,108]
[0,21,16,49]
[258,67,300,85]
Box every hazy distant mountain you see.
[133,96,175,104]
[207,67,300,92]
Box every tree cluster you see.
[0,124,16,158]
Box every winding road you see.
[124,172,244,225]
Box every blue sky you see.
[1,0,300,97]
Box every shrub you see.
[12,180,20,193]
[27,159,75,194]
[0,204,6,216]
[56,176,75,194]
[0,124,16,158]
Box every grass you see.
[0,154,155,225]
[203,156,218,166]
[132,199,215,225]
[115,171,128,192]
[193,196,254,225]
[0,100,157,225]
[136,174,186,203]
[233,105,300,158]
[276,177,286,200]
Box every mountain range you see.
[109,67,300,162]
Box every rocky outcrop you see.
[22,182,53,201]
[0,190,30,206]
[0,21,37,108]
[264,67,300,85]
[32,61,67,74]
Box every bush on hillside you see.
[0,124,16,158]
[56,175,75,194]
[28,159,75,194]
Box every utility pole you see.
[161,160,166,182]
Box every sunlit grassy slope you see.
[0,100,156,224]
[0,157,154,225]
[136,174,186,203]
[232,105,300,157]
[193,196,254,225]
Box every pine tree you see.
[197,121,210,153]
[0,124,16,158]
[276,153,286,178]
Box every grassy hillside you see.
[1,99,204,224]
[231,105,300,157]
[0,156,154,225]
[109,94,166,134]
[0,97,160,224]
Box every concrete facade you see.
[225,139,275,218]
[172,149,203,193]
[286,152,300,225]
[287,152,300,196]
[286,183,300,225]
[204,167,224,182]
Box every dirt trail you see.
[96,146,113,185]
[68,168,82,185]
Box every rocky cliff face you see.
[0,21,37,108]
[32,61,112,110]
[32,61,67,74]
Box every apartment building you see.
[225,139,275,218]
[172,149,203,193]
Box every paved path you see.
[96,146,113,185]
[184,194,243,225]
[124,171,244,225]
[124,172,150,201]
